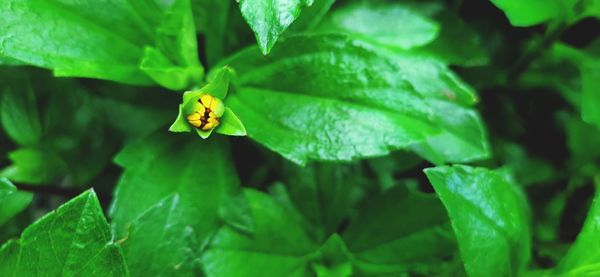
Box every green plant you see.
[0,0,599,276]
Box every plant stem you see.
[507,22,568,82]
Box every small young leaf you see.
[0,190,128,276]
[0,86,42,146]
[0,148,68,185]
[0,178,32,226]
[424,165,531,277]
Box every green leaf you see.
[0,148,68,185]
[0,68,117,185]
[0,85,42,145]
[0,0,202,89]
[221,34,489,164]
[311,234,353,277]
[281,163,365,240]
[318,1,440,50]
[139,0,204,89]
[0,178,32,226]
[202,188,318,277]
[110,131,241,245]
[489,0,578,26]
[550,42,600,129]
[192,0,232,66]
[556,183,600,276]
[288,0,336,32]
[238,0,314,54]
[412,7,489,67]
[121,194,203,276]
[424,165,531,277]
[0,190,128,276]
[342,186,457,275]
[215,108,247,136]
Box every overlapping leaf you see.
[425,165,531,276]
[0,0,202,89]
[221,34,489,164]
[0,190,128,276]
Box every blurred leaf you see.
[0,178,32,226]
[110,132,241,246]
[140,0,203,90]
[0,68,116,185]
[489,0,578,26]
[237,0,315,54]
[221,34,489,164]
[288,0,335,32]
[425,165,531,276]
[121,194,203,276]
[0,0,202,89]
[281,163,365,240]
[0,85,41,145]
[343,187,457,276]
[556,184,600,276]
[0,148,68,185]
[497,143,557,187]
[0,190,127,276]
[202,189,318,277]
[318,1,440,50]
[192,0,232,66]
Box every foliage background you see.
[0,0,599,276]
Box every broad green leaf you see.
[202,189,318,277]
[556,183,600,276]
[0,148,68,185]
[343,187,457,276]
[425,165,531,277]
[110,131,240,245]
[0,85,41,146]
[221,34,489,164]
[121,194,203,276]
[238,0,314,54]
[0,190,128,276]
[0,178,32,226]
[410,99,491,165]
[318,1,440,50]
[489,0,578,26]
[0,0,202,89]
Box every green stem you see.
[507,22,568,82]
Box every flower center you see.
[186,94,224,131]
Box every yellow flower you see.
[186,94,225,131]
